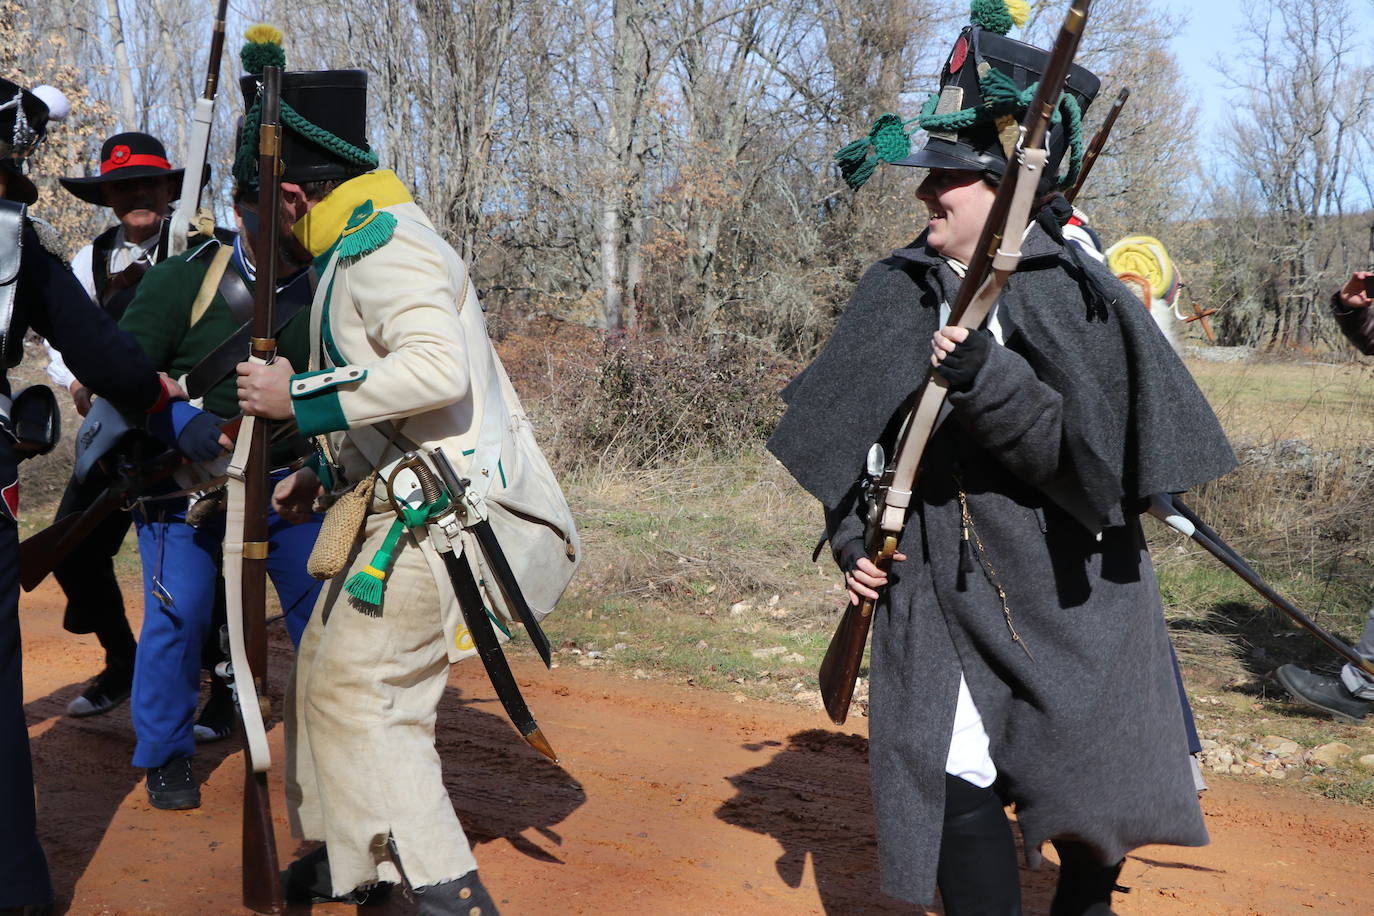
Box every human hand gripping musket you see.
[1148,494,1374,681]
[220,64,284,915]
[1065,86,1127,205]
[817,0,1093,726]
[168,0,230,255]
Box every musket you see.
[1148,493,1374,680]
[818,0,1094,726]
[1065,87,1128,205]
[168,0,230,255]
[221,64,284,915]
[20,416,244,593]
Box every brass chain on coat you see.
[956,480,1035,662]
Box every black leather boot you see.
[1049,839,1124,916]
[415,869,500,916]
[936,774,1023,915]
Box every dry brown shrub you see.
[537,332,797,473]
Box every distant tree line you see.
[6,0,1374,355]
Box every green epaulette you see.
[337,200,396,262]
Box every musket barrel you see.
[1067,87,1128,204]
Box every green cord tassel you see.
[834,113,918,191]
[345,497,446,614]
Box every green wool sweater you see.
[119,241,313,421]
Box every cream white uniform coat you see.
[283,172,575,894]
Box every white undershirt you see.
[945,674,997,787]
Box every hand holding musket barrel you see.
[818,0,1093,726]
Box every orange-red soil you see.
[20,580,1374,914]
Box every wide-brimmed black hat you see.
[59,132,189,206]
[0,77,58,205]
[895,25,1100,184]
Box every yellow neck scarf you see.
[292,170,413,258]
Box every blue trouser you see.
[131,479,322,769]
[0,448,55,907]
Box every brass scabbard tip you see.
[524,727,559,763]
[258,696,272,719]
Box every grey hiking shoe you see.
[66,657,133,718]
[1276,664,1373,723]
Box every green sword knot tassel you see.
[345,494,450,614]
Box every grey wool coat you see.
[768,224,1235,906]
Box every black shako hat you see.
[0,77,56,204]
[896,25,1100,183]
[59,132,192,206]
[237,69,372,188]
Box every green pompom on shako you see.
[240,23,286,75]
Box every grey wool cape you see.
[767,224,1235,906]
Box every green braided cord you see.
[912,66,1086,186]
[969,0,1014,35]
[1055,93,1083,190]
[281,100,378,169]
[241,41,285,76]
[232,95,378,188]
[232,95,263,187]
[344,496,450,610]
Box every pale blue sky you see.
[1155,0,1245,138]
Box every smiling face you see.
[915,168,996,264]
[102,175,175,243]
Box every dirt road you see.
[20,580,1373,915]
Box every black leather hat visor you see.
[892,138,1004,173]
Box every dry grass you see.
[1188,358,1374,445]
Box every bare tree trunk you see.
[102,0,137,128]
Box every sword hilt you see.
[404,452,445,505]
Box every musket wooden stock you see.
[239,64,284,916]
[1066,87,1128,204]
[818,0,1094,725]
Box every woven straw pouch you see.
[307,471,378,579]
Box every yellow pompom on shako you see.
[244,23,282,46]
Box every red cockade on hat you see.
[949,35,969,74]
[101,144,171,175]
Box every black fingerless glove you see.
[934,327,992,392]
